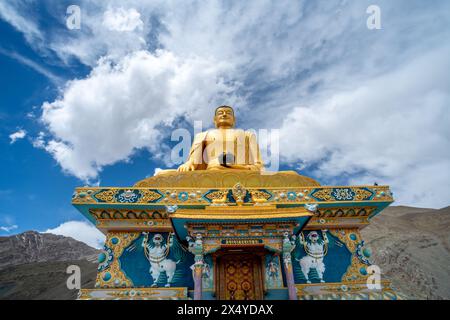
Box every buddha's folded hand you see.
[177,162,195,172]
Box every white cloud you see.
[0,1,43,44]
[0,224,18,233]
[1,1,446,208]
[9,129,27,144]
[49,4,151,66]
[279,46,450,209]
[45,220,105,249]
[31,131,45,148]
[39,50,238,181]
[103,7,144,32]
[0,48,61,84]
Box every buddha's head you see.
[214,105,235,129]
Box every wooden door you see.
[217,252,264,300]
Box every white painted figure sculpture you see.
[143,233,178,287]
[297,230,329,284]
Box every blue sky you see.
[0,0,449,248]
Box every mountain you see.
[362,205,450,300]
[0,231,100,299]
[0,231,99,269]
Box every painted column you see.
[282,232,298,300]
[187,234,204,300]
[193,260,204,300]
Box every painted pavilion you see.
[72,106,399,300]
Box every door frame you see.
[213,246,266,300]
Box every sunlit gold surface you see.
[176,105,265,172]
[134,170,320,188]
[171,206,312,220]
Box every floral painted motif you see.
[98,245,114,272]
[331,188,355,201]
[115,189,141,203]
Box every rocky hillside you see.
[0,260,98,299]
[362,205,450,300]
[0,231,99,269]
[0,231,99,299]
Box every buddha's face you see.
[214,106,235,128]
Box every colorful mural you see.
[292,230,352,284]
[265,254,283,289]
[98,232,195,288]
[202,255,214,290]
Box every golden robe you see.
[187,128,263,171]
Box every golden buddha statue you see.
[134,105,321,188]
[177,105,263,172]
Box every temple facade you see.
[72,106,399,300]
[73,170,398,300]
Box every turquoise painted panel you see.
[292,230,352,284]
[119,232,195,288]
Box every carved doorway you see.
[215,248,264,300]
